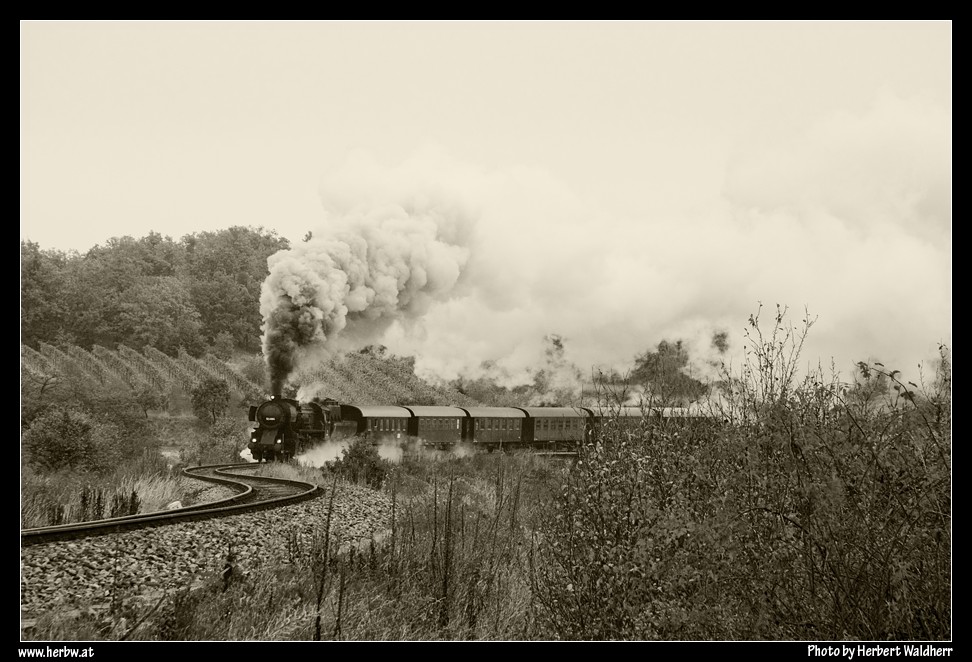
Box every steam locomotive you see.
[248,395,710,461]
[246,396,338,461]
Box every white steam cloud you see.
[260,149,478,393]
[263,94,950,390]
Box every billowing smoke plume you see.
[262,93,949,393]
[261,194,475,394]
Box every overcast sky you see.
[20,21,951,387]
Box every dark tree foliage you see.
[20,227,288,354]
[182,226,289,351]
[132,385,169,418]
[711,330,729,354]
[116,276,205,355]
[21,241,70,346]
[630,339,707,406]
[190,378,232,425]
[22,406,124,474]
[51,233,187,350]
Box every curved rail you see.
[20,462,322,547]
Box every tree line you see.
[22,227,723,406]
[21,226,290,358]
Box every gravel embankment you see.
[20,481,393,625]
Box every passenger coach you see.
[516,406,590,451]
[461,406,525,450]
[403,406,468,448]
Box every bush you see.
[531,414,738,640]
[190,378,231,425]
[132,385,169,417]
[327,437,391,489]
[22,406,124,475]
[529,308,951,641]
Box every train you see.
[247,394,711,461]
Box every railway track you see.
[20,462,323,547]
